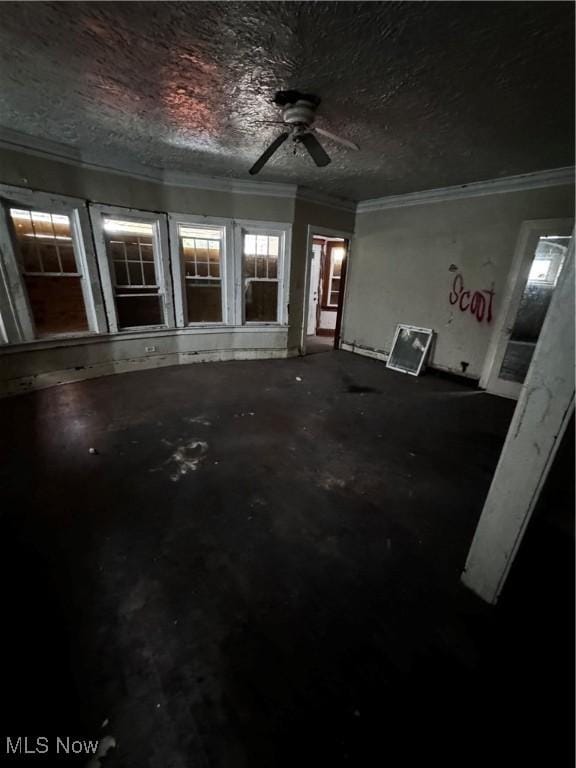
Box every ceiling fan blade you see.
[299,132,331,167]
[314,126,359,151]
[249,132,290,175]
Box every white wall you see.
[341,184,574,378]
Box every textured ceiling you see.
[0,1,573,201]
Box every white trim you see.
[301,225,354,354]
[0,127,352,211]
[340,341,388,363]
[168,213,233,327]
[295,186,356,213]
[356,167,575,214]
[462,235,575,604]
[0,182,89,211]
[89,204,175,334]
[1,128,572,215]
[71,207,108,335]
[0,202,34,341]
[0,184,107,341]
[480,218,574,396]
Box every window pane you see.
[31,211,54,238]
[330,291,339,306]
[116,291,162,328]
[244,255,256,278]
[60,245,77,273]
[20,241,40,272]
[23,275,88,336]
[10,209,34,238]
[268,237,279,256]
[140,243,154,262]
[10,208,86,337]
[128,260,143,285]
[268,259,278,279]
[52,215,71,239]
[38,244,60,273]
[110,241,125,260]
[113,260,129,286]
[186,282,222,323]
[143,261,156,285]
[244,234,256,255]
[256,256,267,278]
[11,208,76,274]
[245,281,278,322]
[256,235,268,255]
[331,246,345,276]
[179,228,222,291]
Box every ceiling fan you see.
[249,90,359,175]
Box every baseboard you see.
[340,341,388,363]
[0,347,293,398]
[428,367,480,388]
[341,340,481,386]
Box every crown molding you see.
[0,126,351,209]
[357,167,575,214]
[295,185,356,213]
[3,126,570,216]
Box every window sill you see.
[244,321,284,327]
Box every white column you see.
[462,234,575,604]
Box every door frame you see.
[480,218,574,397]
[306,238,324,336]
[300,224,354,355]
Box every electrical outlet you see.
[145,345,156,353]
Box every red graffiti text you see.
[449,273,495,323]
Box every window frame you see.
[89,204,175,334]
[0,184,107,343]
[321,240,346,311]
[326,245,345,308]
[234,220,291,326]
[168,213,233,327]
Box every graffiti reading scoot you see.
[449,273,495,323]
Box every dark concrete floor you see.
[0,351,572,767]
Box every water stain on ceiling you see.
[0,1,573,201]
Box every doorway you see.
[302,227,352,355]
[481,218,573,398]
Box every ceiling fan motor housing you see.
[282,100,317,128]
